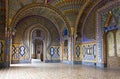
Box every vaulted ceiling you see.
[8,0,100,37]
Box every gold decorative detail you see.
[105,11,113,27]
[12,44,24,61]
[8,18,12,26]
[80,42,96,62]
[71,27,74,36]
[49,46,60,60]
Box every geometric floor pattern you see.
[0,63,120,79]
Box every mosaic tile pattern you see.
[0,63,120,79]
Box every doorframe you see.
[103,30,118,67]
[33,38,44,61]
[30,28,47,63]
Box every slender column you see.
[5,0,10,68]
[96,12,106,68]
[68,27,75,64]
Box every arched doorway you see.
[103,29,120,68]
[62,28,69,61]
[63,39,68,60]
[31,29,44,62]
[34,39,43,61]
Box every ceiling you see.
[8,0,100,36]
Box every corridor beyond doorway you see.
[31,59,42,63]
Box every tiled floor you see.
[0,63,120,79]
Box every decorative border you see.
[74,42,97,64]
[81,42,97,63]
[12,44,26,61]
[49,46,60,60]
[74,45,81,61]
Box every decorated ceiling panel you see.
[9,0,21,19]
[8,0,102,38]
[9,0,44,19]
[8,0,91,31]
[11,6,68,33]
[48,0,87,26]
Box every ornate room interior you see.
[0,0,120,79]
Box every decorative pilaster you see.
[96,12,104,67]
[5,26,16,67]
[68,27,76,64]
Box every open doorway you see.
[31,29,44,63]
[34,39,43,61]
[105,30,120,68]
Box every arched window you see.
[63,28,68,37]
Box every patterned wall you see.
[100,4,120,59]
[11,44,61,63]
[82,1,107,42]
[11,44,30,63]
[75,42,97,63]
[63,46,68,60]
[74,45,81,61]
[49,46,60,60]
[102,6,120,28]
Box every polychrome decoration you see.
[50,47,55,58]
[20,46,25,56]
[103,12,118,32]
[74,45,81,61]
[63,29,68,37]
[64,47,68,60]
[12,44,26,61]
[104,25,118,32]
[12,45,21,60]
[82,43,96,62]
[63,40,68,60]
[76,46,80,58]
[49,46,60,60]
